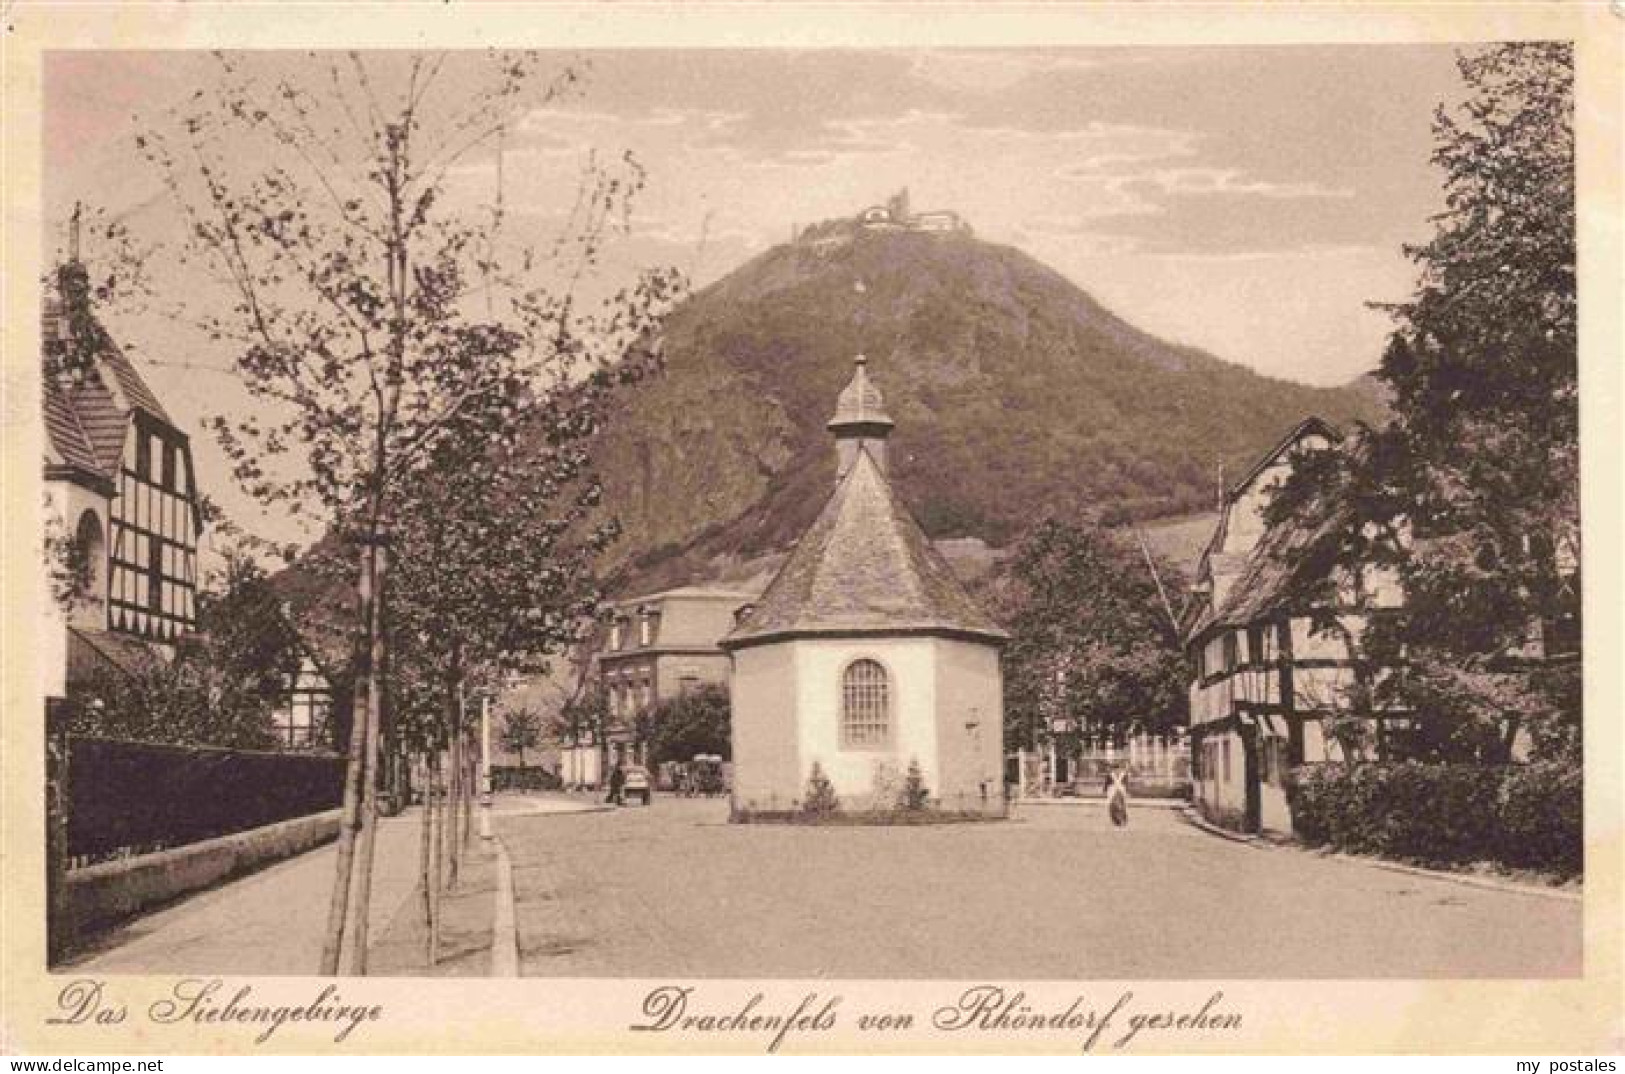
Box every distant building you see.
[270,649,336,750]
[855,188,969,235]
[559,584,758,787]
[43,252,204,701]
[1182,417,1404,834]
[721,356,1007,813]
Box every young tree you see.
[988,517,1188,755]
[499,707,544,770]
[1266,42,1578,762]
[141,51,681,974]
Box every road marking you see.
[491,838,520,977]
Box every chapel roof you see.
[721,445,1008,649]
[827,354,894,432]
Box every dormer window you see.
[638,608,654,647]
[609,619,624,651]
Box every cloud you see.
[1139,243,1381,263]
[1141,167,1354,199]
[907,49,1104,93]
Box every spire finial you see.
[69,202,82,264]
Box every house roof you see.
[1185,477,1349,645]
[66,626,169,691]
[722,445,1008,649]
[43,374,106,477]
[613,585,760,608]
[1197,416,1342,568]
[42,276,179,479]
[1225,416,1341,506]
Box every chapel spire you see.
[827,354,894,479]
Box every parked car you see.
[622,765,653,806]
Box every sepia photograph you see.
[4,1,1621,1058]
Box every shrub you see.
[1497,761,1582,876]
[869,760,902,811]
[802,761,840,817]
[898,758,931,811]
[1287,761,1582,876]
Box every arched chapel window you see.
[841,659,889,748]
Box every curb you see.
[494,798,614,818]
[1176,806,1268,848]
[1177,807,1582,902]
[490,838,519,977]
[1344,854,1583,904]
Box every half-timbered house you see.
[1182,417,1404,834]
[43,255,204,698]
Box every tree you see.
[801,762,839,817]
[898,758,930,812]
[140,51,681,974]
[1267,42,1578,763]
[499,707,544,770]
[987,517,1188,755]
[644,684,731,767]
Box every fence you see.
[1014,733,1192,798]
[63,735,346,867]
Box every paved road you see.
[500,797,1580,979]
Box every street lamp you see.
[480,669,525,840]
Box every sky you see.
[43,46,1470,549]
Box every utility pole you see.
[1133,525,1180,633]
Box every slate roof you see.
[1184,476,1350,645]
[722,446,1008,649]
[43,374,105,476]
[66,626,169,690]
[826,354,894,431]
[1183,415,1350,645]
[41,286,176,478]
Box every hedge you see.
[65,736,344,864]
[490,765,562,792]
[1287,761,1581,877]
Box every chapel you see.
[720,356,1008,814]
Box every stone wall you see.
[59,808,341,946]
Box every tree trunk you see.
[428,750,443,965]
[418,751,433,933]
[461,727,475,848]
[342,541,389,976]
[445,697,461,889]
[318,540,374,975]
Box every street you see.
[500,797,1581,979]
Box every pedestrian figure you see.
[607,763,626,806]
[1106,768,1130,828]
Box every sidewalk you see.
[61,793,602,976]
[62,810,425,976]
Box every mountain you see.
[590,218,1387,594]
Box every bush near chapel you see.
[801,762,841,817]
[1287,762,1581,878]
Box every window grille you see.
[841,659,890,748]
